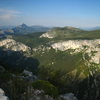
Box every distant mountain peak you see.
[18,23,28,28]
[21,23,28,27]
[12,24,51,35]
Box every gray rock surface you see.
[0,88,9,100]
[0,39,30,52]
[30,89,54,100]
[60,93,78,100]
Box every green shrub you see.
[32,80,58,98]
[0,72,12,81]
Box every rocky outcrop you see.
[0,88,9,100]
[51,39,100,64]
[22,70,37,82]
[0,39,30,52]
[60,93,78,100]
[30,89,54,100]
[33,39,100,64]
[40,32,54,38]
[51,39,100,50]
[30,90,78,100]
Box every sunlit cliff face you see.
[0,38,100,64]
[51,39,100,63]
[0,39,30,52]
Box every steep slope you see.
[31,38,100,100]
[0,39,39,73]
[32,28,100,100]
[32,39,100,74]
[0,26,100,100]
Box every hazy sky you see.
[0,0,100,27]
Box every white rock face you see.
[0,39,30,52]
[51,39,100,51]
[51,39,100,64]
[23,70,33,77]
[33,39,100,64]
[40,32,54,38]
[0,88,9,100]
[0,89,4,95]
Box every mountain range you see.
[0,24,51,35]
[0,24,100,36]
[0,25,100,100]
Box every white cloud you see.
[0,8,21,21]
[0,14,20,20]
[0,8,21,14]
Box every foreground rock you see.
[0,88,9,100]
[30,89,54,100]
[60,93,78,100]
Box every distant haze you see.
[0,0,100,28]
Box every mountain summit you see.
[18,23,28,28]
[12,24,51,35]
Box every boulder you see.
[0,88,9,100]
[60,93,78,100]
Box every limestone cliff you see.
[0,39,30,52]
